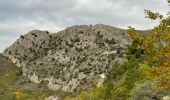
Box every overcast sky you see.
[0,0,169,52]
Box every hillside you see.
[3,24,131,93]
[0,53,74,100]
[2,24,170,100]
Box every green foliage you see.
[126,38,145,59]
[144,10,163,20]
[65,54,145,100]
[65,82,115,100]
[111,56,145,99]
[0,63,60,100]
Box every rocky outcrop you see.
[3,24,131,92]
[130,81,170,100]
[45,96,59,100]
[162,96,170,100]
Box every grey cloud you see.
[0,0,169,52]
[0,0,76,22]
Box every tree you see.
[128,0,170,89]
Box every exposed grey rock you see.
[162,96,170,100]
[45,96,59,100]
[130,81,170,100]
[97,73,106,87]
[3,24,131,92]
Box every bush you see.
[65,55,145,100]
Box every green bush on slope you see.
[64,40,146,100]
[0,55,62,100]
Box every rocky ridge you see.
[3,24,131,92]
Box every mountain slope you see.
[0,53,69,100]
[3,24,131,93]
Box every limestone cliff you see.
[3,24,131,92]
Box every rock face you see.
[3,24,131,92]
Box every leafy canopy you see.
[128,0,170,89]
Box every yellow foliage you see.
[4,73,10,78]
[15,91,25,100]
[128,0,170,89]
